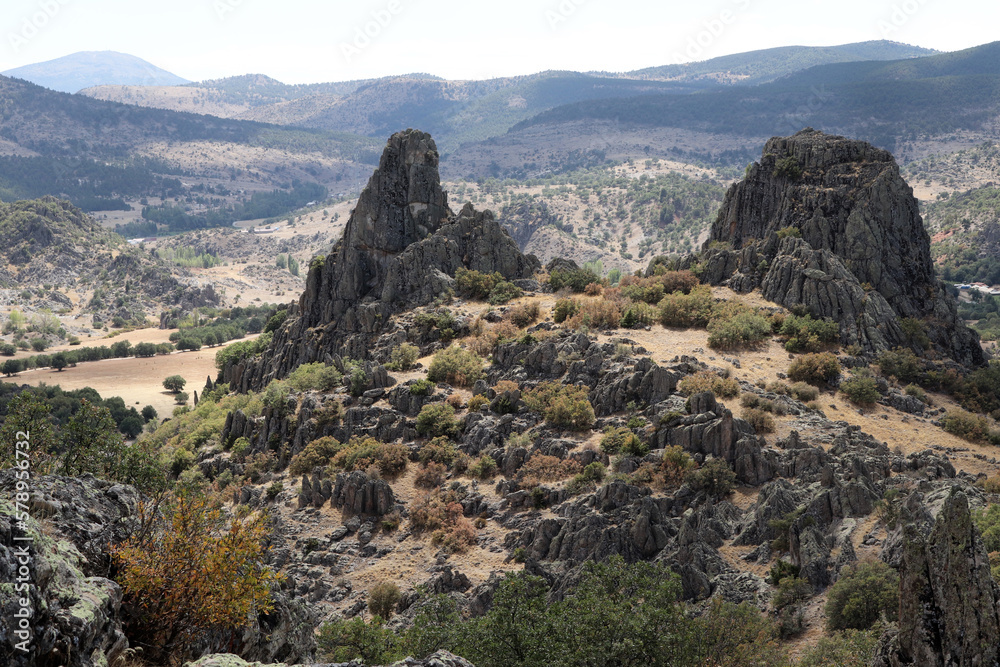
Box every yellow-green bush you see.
[330,435,408,477]
[416,402,460,438]
[427,346,484,387]
[289,436,342,476]
[678,371,740,398]
[787,352,841,385]
[523,381,595,431]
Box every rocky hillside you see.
[5,130,1000,667]
[0,197,217,326]
[694,129,984,367]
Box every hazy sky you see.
[1,0,996,83]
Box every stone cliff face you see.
[696,129,984,367]
[225,130,539,392]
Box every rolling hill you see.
[3,51,190,93]
[78,41,936,155]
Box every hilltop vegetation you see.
[450,161,726,270]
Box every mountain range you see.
[2,50,190,93]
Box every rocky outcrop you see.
[874,489,1000,667]
[225,130,540,392]
[0,473,135,667]
[331,471,396,516]
[691,129,983,366]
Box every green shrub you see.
[369,581,401,620]
[552,298,581,323]
[330,435,408,477]
[787,352,841,385]
[467,394,489,411]
[707,311,772,350]
[409,379,435,396]
[772,576,811,610]
[774,156,802,180]
[825,561,899,631]
[658,285,714,328]
[427,346,484,387]
[416,403,460,438]
[265,481,283,501]
[455,267,503,300]
[600,426,647,456]
[797,628,882,667]
[942,409,999,444]
[775,226,801,239]
[286,362,342,392]
[789,382,819,402]
[973,504,1000,553]
[418,436,459,466]
[488,281,523,305]
[289,436,342,476]
[522,381,595,431]
[619,302,657,328]
[742,408,776,433]
[387,343,420,371]
[840,374,880,406]
[318,617,399,664]
[768,560,800,586]
[781,315,839,353]
[686,458,736,497]
[548,267,600,292]
[899,317,930,349]
[903,384,927,403]
[468,454,498,479]
[877,347,924,384]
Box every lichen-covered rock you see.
[690,129,983,366]
[0,474,131,667]
[874,488,1000,667]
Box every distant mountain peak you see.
[3,51,189,93]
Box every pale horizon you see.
[0,0,996,85]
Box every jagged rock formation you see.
[225,129,539,392]
[690,129,984,367]
[874,489,1000,667]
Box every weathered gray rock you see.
[226,130,539,392]
[331,471,396,516]
[874,488,1000,667]
[0,473,132,667]
[689,129,983,366]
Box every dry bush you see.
[368,581,401,620]
[493,380,520,394]
[522,381,596,430]
[468,320,520,357]
[446,393,465,409]
[415,461,447,488]
[742,407,776,433]
[563,298,622,330]
[519,454,582,488]
[787,353,841,385]
[678,371,740,398]
[410,490,477,553]
[584,282,603,296]
[504,302,540,328]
